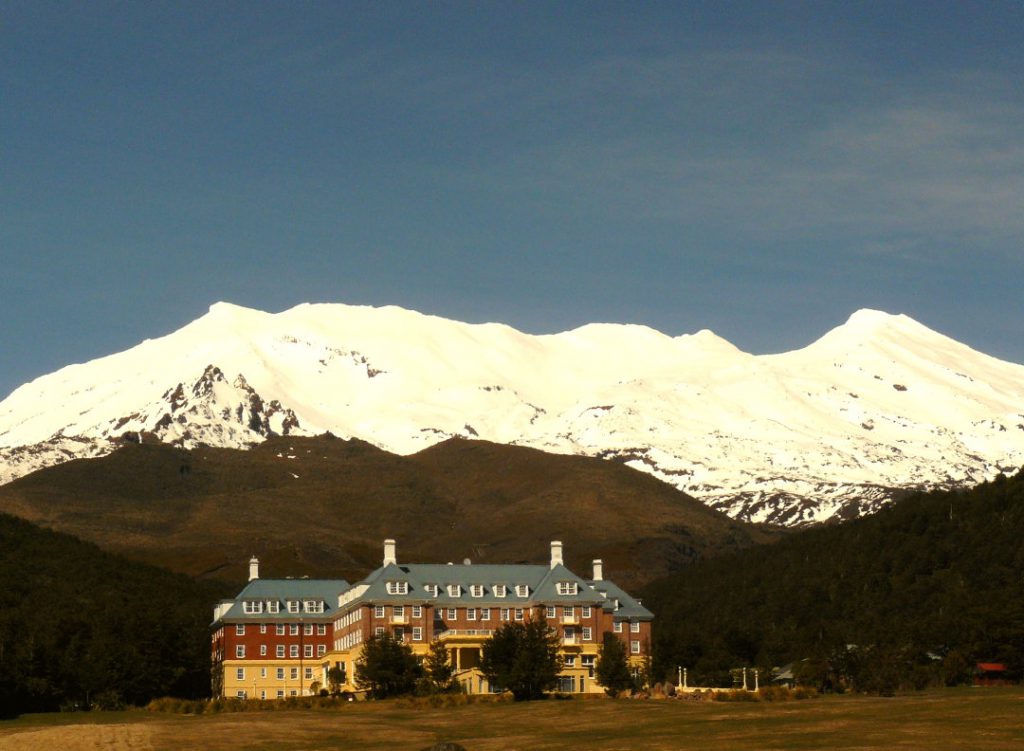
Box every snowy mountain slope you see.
[1,302,1022,524]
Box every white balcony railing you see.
[434,629,494,641]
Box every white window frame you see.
[236,645,245,658]
[290,667,299,680]
[492,584,506,598]
[500,608,510,621]
[304,600,323,613]
[514,608,524,621]
[546,606,556,619]
[317,624,326,635]
[514,584,529,597]
[290,645,299,658]
[305,667,314,680]
[287,600,300,614]
[304,624,313,636]
[259,624,267,634]
[290,624,299,636]
[447,608,457,620]
[424,584,438,596]
[375,605,386,618]
[276,624,285,636]
[582,627,592,641]
[413,627,423,641]
[276,668,285,680]
[630,621,640,633]
[236,667,245,680]
[317,644,326,657]
[564,655,576,667]
[304,645,313,658]
[260,644,267,656]
[563,606,574,618]
[267,600,280,614]
[481,608,491,620]
[375,626,385,637]
[582,606,592,618]
[412,605,422,618]
[556,582,578,596]
[631,640,641,654]
[613,622,623,633]
[470,584,484,597]
[236,624,245,636]
[447,584,461,597]
[276,645,285,658]
[386,581,409,595]
[467,608,477,621]
[277,689,284,698]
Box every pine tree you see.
[354,633,422,698]
[423,639,458,693]
[480,618,562,700]
[596,631,634,696]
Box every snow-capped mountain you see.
[2,302,1022,525]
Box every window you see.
[236,668,245,680]
[393,605,405,618]
[260,667,267,678]
[386,581,409,595]
[277,690,284,698]
[236,624,245,636]
[304,645,313,658]
[290,645,299,658]
[424,584,438,596]
[374,605,385,618]
[303,624,313,636]
[546,606,556,619]
[447,608,457,621]
[514,584,529,597]
[413,627,423,641]
[243,600,263,614]
[267,600,280,614]
[287,600,299,614]
[493,584,507,598]
[470,584,484,597]
[412,605,422,618]
[582,606,592,618]
[467,608,477,621]
[236,645,246,658]
[305,600,324,613]
[276,645,285,658]
[260,690,266,700]
[630,622,640,633]
[447,584,461,597]
[305,667,314,679]
[260,644,267,656]
[276,668,285,680]
[564,655,577,667]
[558,676,575,693]
[317,645,326,657]
[582,627,592,641]
[500,608,510,621]
[290,624,299,636]
[260,624,267,634]
[563,606,574,618]
[393,628,405,642]
[290,667,299,680]
[276,624,285,636]
[556,581,578,595]
[514,608,524,621]
[631,640,641,654]
[481,608,491,620]
[317,624,326,635]
[581,655,595,667]
[236,690,247,699]
[375,627,385,637]
[613,622,623,633]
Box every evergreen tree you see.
[422,640,458,694]
[595,632,634,696]
[354,633,422,698]
[480,618,562,700]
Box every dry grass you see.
[2,688,1023,751]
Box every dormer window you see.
[447,584,462,598]
[386,581,409,595]
[424,584,439,597]
[242,600,263,614]
[556,581,578,596]
[267,600,280,614]
[287,600,300,614]
[304,600,324,613]
[514,584,529,598]
[470,584,484,598]
[493,584,507,598]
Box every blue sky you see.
[2,1,1023,399]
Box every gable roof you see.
[214,577,349,624]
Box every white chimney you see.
[592,559,603,581]
[383,539,397,566]
[550,540,563,569]
[248,556,259,581]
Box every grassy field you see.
[2,688,1023,751]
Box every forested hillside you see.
[646,470,1024,691]
[0,513,230,717]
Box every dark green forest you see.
[0,513,230,718]
[645,470,1024,692]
